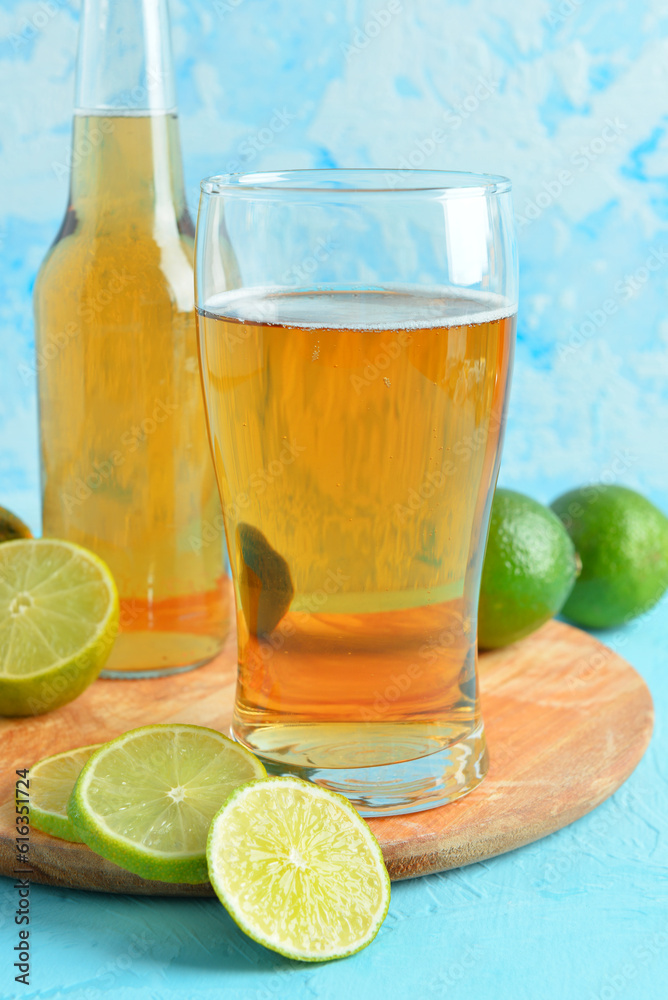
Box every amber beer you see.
[34,0,229,676]
[197,287,514,769]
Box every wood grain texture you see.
[0,619,653,892]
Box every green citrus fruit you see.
[551,485,668,628]
[68,724,266,883]
[0,539,119,716]
[207,776,391,962]
[478,489,579,649]
[0,505,32,542]
[237,523,294,635]
[29,744,102,841]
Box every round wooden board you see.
[0,619,653,892]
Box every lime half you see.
[30,744,102,842]
[207,776,391,962]
[0,539,119,716]
[68,724,266,884]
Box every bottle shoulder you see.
[36,209,194,271]
[34,218,195,313]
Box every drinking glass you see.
[195,169,517,816]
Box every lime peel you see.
[30,744,103,842]
[0,539,119,717]
[479,489,578,649]
[68,724,266,884]
[551,484,668,628]
[207,775,391,962]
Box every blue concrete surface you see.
[1,0,667,997]
[1,597,667,1000]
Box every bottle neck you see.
[75,0,176,115]
[67,0,189,230]
[68,114,189,226]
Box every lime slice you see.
[30,744,103,842]
[0,539,119,717]
[68,724,266,884]
[207,776,391,962]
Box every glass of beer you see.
[196,170,517,816]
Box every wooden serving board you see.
[0,619,653,891]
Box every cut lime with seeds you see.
[68,724,266,884]
[207,776,391,962]
[0,539,119,717]
[30,744,103,842]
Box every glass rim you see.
[199,168,512,197]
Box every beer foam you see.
[200,285,516,330]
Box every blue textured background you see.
[1,1,667,998]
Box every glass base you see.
[101,631,223,679]
[233,720,488,817]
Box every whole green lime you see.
[478,489,579,649]
[551,485,668,628]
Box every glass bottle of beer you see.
[33,0,230,676]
